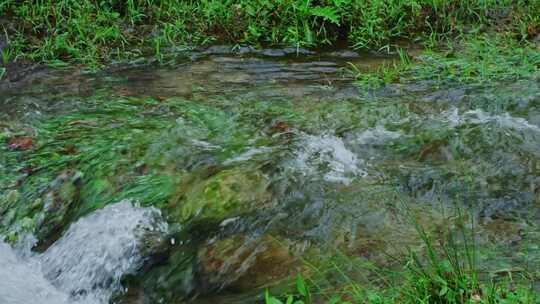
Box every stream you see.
[1,47,540,303]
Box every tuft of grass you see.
[265,208,538,304]
[353,33,540,88]
[352,47,412,88]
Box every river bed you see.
[1,47,540,303]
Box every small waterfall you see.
[0,240,69,304]
[0,200,167,304]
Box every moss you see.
[169,168,273,225]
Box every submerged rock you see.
[0,190,19,216]
[35,170,83,246]
[169,168,273,225]
[197,234,298,291]
[137,247,197,302]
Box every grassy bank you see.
[353,33,540,88]
[2,2,540,304]
[1,0,539,66]
[266,215,539,304]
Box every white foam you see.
[223,146,272,165]
[0,241,69,304]
[293,133,365,185]
[0,200,167,304]
[353,125,401,145]
[441,108,540,132]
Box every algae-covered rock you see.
[169,168,273,225]
[0,171,83,245]
[136,246,197,303]
[197,234,298,291]
[35,170,83,244]
[127,232,300,302]
[0,190,19,216]
[132,234,298,302]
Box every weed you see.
[1,1,539,65]
[353,33,540,88]
[265,207,539,304]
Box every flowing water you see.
[0,200,167,304]
[1,47,540,303]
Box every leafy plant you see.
[1,0,539,65]
[265,275,311,304]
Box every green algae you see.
[169,168,273,225]
[2,48,540,302]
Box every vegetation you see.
[1,0,539,66]
[353,33,540,88]
[265,212,539,304]
[2,1,540,304]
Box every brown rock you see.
[197,235,298,291]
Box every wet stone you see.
[327,50,360,58]
[260,49,287,57]
[202,45,234,55]
[197,234,298,291]
[169,168,273,225]
[236,46,256,55]
[35,171,83,245]
[259,47,315,57]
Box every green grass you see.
[353,33,540,88]
[265,209,538,304]
[1,0,539,66]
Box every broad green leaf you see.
[310,6,340,25]
[296,275,308,297]
[286,295,294,304]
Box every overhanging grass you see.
[1,0,539,66]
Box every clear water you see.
[1,47,540,303]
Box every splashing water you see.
[223,146,273,165]
[442,108,540,132]
[353,126,401,145]
[0,241,69,304]
[293,133,365,185]
[0,200,167,304]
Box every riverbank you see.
[2,2,540,304]
[1,0,539,67]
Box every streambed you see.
[1,48,540,303]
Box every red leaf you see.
[8,136,34,150]
[273,121,290,132]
